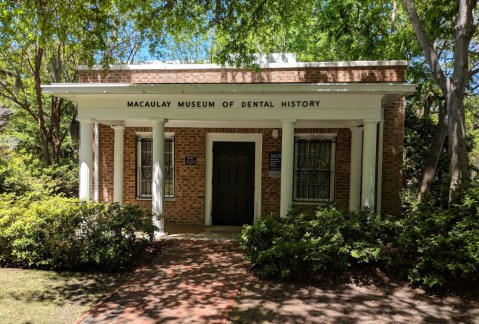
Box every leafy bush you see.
[394,184,479,287]
[76,202,156,271]
[0,149,45,196]
[0,149,78,198]
[0,195,156,271]
[240,206,392,279]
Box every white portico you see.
[42,60,415,236]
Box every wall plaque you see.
[185,156,197,165]
[269,152,281,171]
[268,151,281,178]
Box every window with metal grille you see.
[293,136,336,202]
[136,134,175,199]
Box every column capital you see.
[280,119,297,125]
[111,125,125,131]
[350,126,364,132]
[363,118,381,124]
[77,118,95,124]
[149,118,167,124]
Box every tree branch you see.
[401,0,448,94]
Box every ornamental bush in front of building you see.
[240,206,395,279]
[241,196,479,288]
[392,184,479,287]
[0,195,156,271]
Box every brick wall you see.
[89,62,407,220]
[381,99,405,216]
[98,126,352,224]
[99,124,114,202]
[79,66,406,84]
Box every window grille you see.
[136,135,174,198]
[294,136,335,202]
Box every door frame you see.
[205,133,262,225]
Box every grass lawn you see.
[0,268,126,324]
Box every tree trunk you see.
[416,107,447,202]
[447,0,475,202]
[402,0,475,204]
[447,80,469,201]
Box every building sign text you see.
[126,99,321,109]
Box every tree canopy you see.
[1,0,478,206]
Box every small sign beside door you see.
[185,156,197,165]
[269,152,281,171]
[269,151,281,178]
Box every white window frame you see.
[293,133,336,203]
[136,132,175,200]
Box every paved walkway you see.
[78,229,247,324]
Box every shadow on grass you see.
[3,242,167,309]
[227,268,479,324]
[6,270,127,308]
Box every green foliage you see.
[242,193,479,288]
[0,149,46,197]
[0,195,156,271]
[240,206,392,279]
[393,184,479,287]
[0,149,78,198]
[76,202,156,271]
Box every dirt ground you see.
[227,270,479,324]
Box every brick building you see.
[42,54,415,237]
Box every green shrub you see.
[5,196,83,268]
[77,202,156,271]
[0,150,46,197]
[240,206,391,279]
[0,195,156,271]
[394,185,479,287]
[0,149,78,198]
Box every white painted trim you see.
[152,120,166,235]
[376,108,385,215]
[112,125,125,204]
[93,122,100,202]
[280,120,297,217]
[42,82,416,96]
[361,120,379,209]
[124,120,361,129]
[136,131,175,137]
[349,127,364,211]
[205,133,262,226]
[294,133,337,139]
[79,118,94,200]
[77,60,408,71]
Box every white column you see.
[349,127,363,211]
[361,119,379,210]
[376,108,385,216]
[152,119,166,237]
[112,125,125,204]
[280,119,297,217]
[93,122,100,202]
[79,118,94,200]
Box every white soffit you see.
[42,83,417,99]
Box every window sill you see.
[135,197,176,202]
[293,201,333,205]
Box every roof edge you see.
[78,60,409,71]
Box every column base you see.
[153,230,166,240]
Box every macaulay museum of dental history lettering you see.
[126,100,321,109]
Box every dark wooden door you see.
[212,142,255,226]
